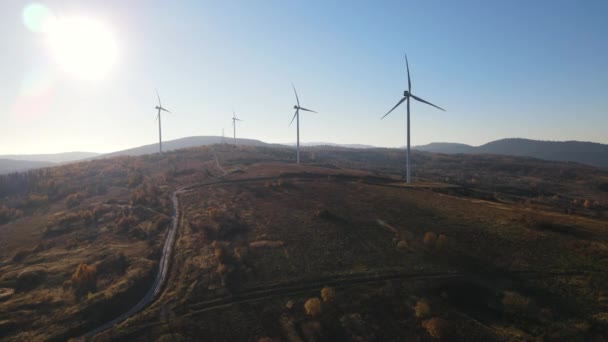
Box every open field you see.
[0,145,607,340]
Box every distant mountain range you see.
[0,159,54,174]
[414,138,608,168]
[0,152,99,175]
[0,152,99,164]
[1,137,607,174]
[297,142,377,149]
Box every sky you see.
[1,0,607,154]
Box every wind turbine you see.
[231,111,242,143]
[290,84,317,164]
[381,54,445,183]
[155,90,171,154]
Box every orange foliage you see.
[71,263,97,296]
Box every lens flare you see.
[22,3,55,33]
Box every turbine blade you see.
[289,110,298,125]
[299,107,317,113]
[156,89,162,107]
[160,107,171,113]
[381,97,407,119]
[405,54,411,92]
[292,83,300,107]
[410,94,445,111]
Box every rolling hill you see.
[0,159,54,174]
[0,152,99,164]
[96,136,275,159]
[415,138,608,168]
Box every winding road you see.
[80,151,229,339]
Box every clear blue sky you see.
[1,0,607,154]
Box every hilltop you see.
[415,138,608,168]
[96,136,276,159]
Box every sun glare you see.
[45,16,118,81]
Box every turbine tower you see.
[232,111,242,144]
[381,53,445,183]
[290,84,317,164]
[155,90,171,154]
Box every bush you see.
[71,263,97,297]
[396,240,408,250]
[12,249,31,262]
[0,205,23,224]
[422,317,449,339]
[423,232,437,248]
[321,286,335,303]
[502,291,531,314]
[96,253,129,275]
[436,234,448,250]
[65,192,84,208]
[414,299,431,319]
[16,268,47,291]
[304,297,322,317]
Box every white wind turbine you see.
[381,54,445,183]
[290,84,317,164]
[154,90,171,154]
[231,111,243,143]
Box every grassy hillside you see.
[1,144,607,340]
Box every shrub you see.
[423,232,437,248]
[422,317,449,339]
[25,193,48,208]
[12,249,31,262]
[216,263,228,275]
[80,210,94,225]
[436,234,448,250]
[116,214,138,231]
[321,286,335,303]
[583,199,591,209]
[0,205,23,224]
[65,192,84,208]
[304,297,322,317]
[71,263,96,296]
[397,240,408,250]
[414,299,431,319]
[16,268,47,291]
[97,253,129,275]
[502,291,531,313]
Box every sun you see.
[45,16,118,81]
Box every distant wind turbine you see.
[290,84,317,164]
[232,111,243,143]
[155,90,171,154]
[381,54,445,183]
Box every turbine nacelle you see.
[293,105,299,110]
[403,90,410,97]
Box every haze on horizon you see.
[1,0,607,155]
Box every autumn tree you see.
[71,263,97,297]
